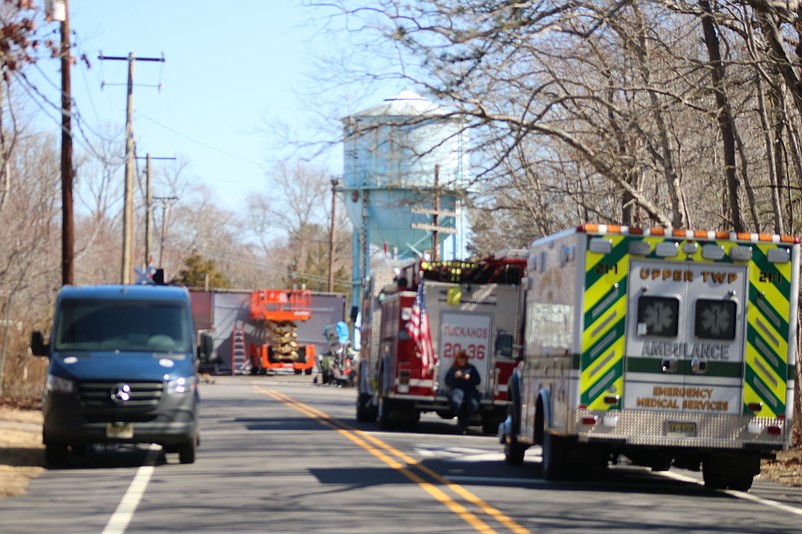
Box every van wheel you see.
[45,442,69,467]
[178,437,197,464]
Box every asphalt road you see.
[2,374,802,533]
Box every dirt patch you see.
[0,407,45,498]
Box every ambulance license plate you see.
[106,423,134,439]
[666,420,697,438]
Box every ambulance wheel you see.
[504,434,526,465]
[542,433,568,481]
[703,455,756,491]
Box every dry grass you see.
[0,406,45,498]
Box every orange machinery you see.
[248,289,315,374]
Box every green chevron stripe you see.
[747,284,790,340]
[752,246,792,295]
[584,236,629,287]
[581,316,625,370]
[583,283,627,331]
[580,359,623,407]
[745,328,787,378]
[744,365,784,415]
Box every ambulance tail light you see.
[581,415,598,426]
[767,426,782,436]
[746,402,763,413]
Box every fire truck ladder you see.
[231,321,250,375]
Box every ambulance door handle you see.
[661,358,678,373]
[690,358,708,374]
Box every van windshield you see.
[54,299,191,353]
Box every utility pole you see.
[137,154,176,269]
[98,52,165,284]
[411,164,457,260]
[60,0,74,286]
[328,178,339,292]
[154,196,178,269]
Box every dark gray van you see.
[31,284,215,466]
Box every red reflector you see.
[778,414,786,420]
[581,416,598,426]
[579,404,588,409]
[767,426,782,435]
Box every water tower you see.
[341,90,470,319]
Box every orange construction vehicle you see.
[248,289,315,375]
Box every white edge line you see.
[659,471,802,517]
[101,445,161,534]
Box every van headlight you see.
[167,376,196,395]
[46,374,74,393]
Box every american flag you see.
[407,280,436,374]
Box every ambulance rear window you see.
[636,296,679,337]
[694,299,736,340]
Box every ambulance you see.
[500,224,799,490]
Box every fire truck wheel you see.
[482,412,505,435]
[542,433,569,481]
[356,394,377,423]
[378,395,396,430]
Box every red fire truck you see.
[355,252,527,433]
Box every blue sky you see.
[34,1,347,211]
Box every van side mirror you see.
[198,332,217,362]
[30,331,49,357]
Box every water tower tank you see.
[342,90,469,259]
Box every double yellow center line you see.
[255,386,530,534]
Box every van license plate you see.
[106,423,134,439]
[666,421,696,438]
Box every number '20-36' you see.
[442,343,486,360]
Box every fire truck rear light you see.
[581,416,598,426]
[746,402,763,412]
[767,426,782,435]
